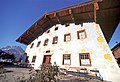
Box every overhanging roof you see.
[111,42,120,51]
[16,0,120,45]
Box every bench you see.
[88,69,103,81]
[67,67,103,81]
[68,67,88,73]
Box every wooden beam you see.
[27,30,36,37]
[35,23,38,26]
[20,37,29,44]
[34,23,38,28]
[39,26,44,32]
[69,9,76,23]
[37,23,49,35]
[37,26,44,35]
[54,13,63,24]
[44,15,54,26]
[94,0,99,22]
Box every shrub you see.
[19,63,59,82]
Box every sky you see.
[0,0,119,50]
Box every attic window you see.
[30,43,34,48]
[65,23,69,27]
[54,26,58,31]
[46,30,50,33]
[46,50,50,53]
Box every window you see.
[43,55,51,64]
[44,39,49,46]
[52,36,58,44]
[63,54,71,65]
[46,50,50,53]
[25,56,29,62]
[77,30,86,39]
[30,43,34,48]
[65,23,69,27]
[37,41,41,47]
[54,26,58,31]
[64,33,71,42]
[32,56,36,63]
[46,30,50,33]
[79,53,91,66]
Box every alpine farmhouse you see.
[16,0,120,82]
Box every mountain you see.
[1,46,24,61]
[0,49,15,62]
[0,49,5,54]
[0,49,2,52]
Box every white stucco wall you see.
[25,22,120,82]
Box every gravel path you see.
[0,65,30,82]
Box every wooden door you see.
[43,55,51,64]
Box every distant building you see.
[16,0,120,82]
[111,42,120,66]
